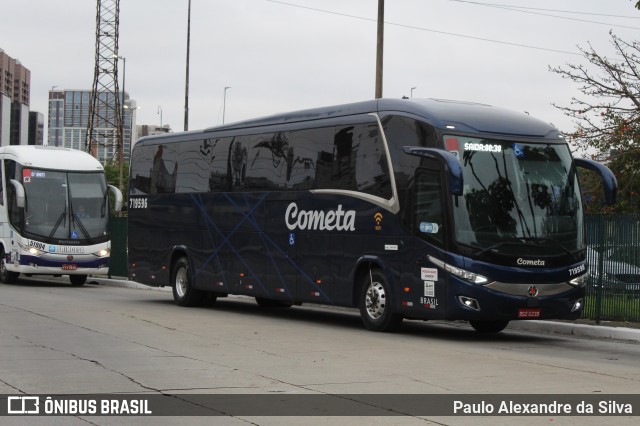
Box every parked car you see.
[586,245,640,293]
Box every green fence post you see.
[109,216,128,278]
[594,215,605,325]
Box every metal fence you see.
[584,214,640,323]
[109,216,128,278]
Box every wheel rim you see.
[175,267,188,298]
[365,281,386,320]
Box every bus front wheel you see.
[172,257,204,307]
[469,320,509,333]
[358,269,403,332]
[0,257,19,284]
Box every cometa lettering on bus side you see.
[285,202,356,231]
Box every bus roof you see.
[0,146,104,172]
[135,98,562,147]
[206,98,562,139]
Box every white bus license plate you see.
[62,264,78,271]
[518,308,541,319]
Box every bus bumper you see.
[446,280,585,322]
[9,255,110,276]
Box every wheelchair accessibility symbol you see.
[288,232,296,246]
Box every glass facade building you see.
[48,89,136,164]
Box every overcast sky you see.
[3,0,640,139]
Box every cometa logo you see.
[516,258,546,266]
[285,202,356,231]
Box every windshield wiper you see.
[70,205,92,241]
[49,206,67,238]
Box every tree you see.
[550,32,640,213]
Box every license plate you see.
[62,264,77,271]
[518,308,541,319]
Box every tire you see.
[172,257,204,307]
[358,268,403,332]
[255,297,293,308]
[70,275,87,287]
[469,320,509,333]
[0,256,20,284]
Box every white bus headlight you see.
[427,255,490,285]
[569,273,588,287]
[94,249,110,257]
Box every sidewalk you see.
[92,276,640,343]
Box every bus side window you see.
[352,121,392,200]
[130,145,153,195]
[415,170,445,245]
[245,133,283,191]
[150,144,178,194]
[176,139,211,193]
[287,127,332,190]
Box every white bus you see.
[0,146,123,286]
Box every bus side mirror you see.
[402,146,464,196]
[10,179,25,208]
[108,185,123,212]
[574,158,617,206]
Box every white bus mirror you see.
[108,185,123,212]
[10,179,25,208]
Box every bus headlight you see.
[569,273,588,287]
[427,255,490,285]
[27,246,46,256]
[94,249,110,257]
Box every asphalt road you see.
[1,276,639,425]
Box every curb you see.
[507,319,640,342]
[93,277,640,343]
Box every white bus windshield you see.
[446,136,584,255]
[22,169,109,241]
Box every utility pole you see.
[375,0,384,99]
[223,86,231,124]
[184,0,191,131]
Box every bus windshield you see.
[446,136,584,256]
[22,169,109,241]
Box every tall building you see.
[28,111,44,145]
[48,89,136,164]
[137,124,172,137]
[0,48,30,146]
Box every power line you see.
[447,0,640,30]
[447,0,640,20]
[265,0,582,56]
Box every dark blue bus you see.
[128,98,616,333]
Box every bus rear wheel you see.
[358,268,403,332]
[469,320,509,333]
[172,257,204,307]
[0,257,19,284]
[70,275,87,286]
